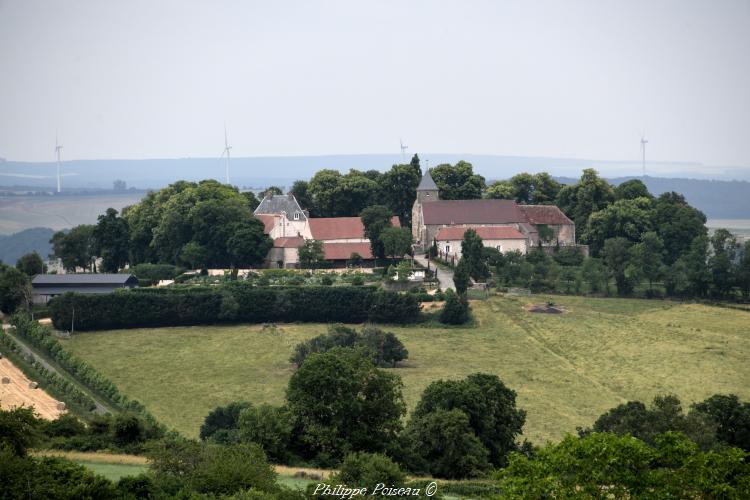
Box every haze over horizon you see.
[1,0,749,174]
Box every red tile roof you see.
[255,214,276,234]
[518,205,574,225]
[273,237,304,248]
[322,242,374,260]
[309,216,400,240]
[436,226,526,241]
[422,199,525,225]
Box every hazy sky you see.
[1,0,749,167]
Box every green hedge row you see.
[0,331,97,414]
[11,315,159,425]
[49,284,421,331]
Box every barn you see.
[31,274,138,304]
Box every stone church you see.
[411,170,577,259]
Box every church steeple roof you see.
[417,169,438,191]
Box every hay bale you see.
[293,471,308,479]
[1,376,10,384]
[29,381,39,389]
[56,402,66,411]
[308,473,322,480]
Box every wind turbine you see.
[640,135,648,178]
[55,132,63,193]
[220,124,232,184]
[399,138,408,161]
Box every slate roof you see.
[32,274,137,285]
[309,216,400,241]
[518,205,574,225]
[322,242,374,260]
[254,194,306,220]
[417,170,438,191]
[435,226,526,241]
[422,199,525,225]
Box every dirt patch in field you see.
[420,301,445,311]
[526,303,565,314]
[0,358,65,419]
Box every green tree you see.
[15,251,45,276]
[679,235,711,297]
[505,172,561,204]
[692,394,750,452]
[380,226,412,263]
[403,408,490,479]
[378,163,421,225]
[484,180,514,199]
[410,373,526,468]
[307,169,342,217]
[360,205,393,260]
[430,161,486,200]
[238,404,293,463]
[261,186,283,198]
[582,197,654,256]
[738,241,750,299]
[242,190,260,211]
[615,179,652,200]
[629,231,665,292]
[453,258,471,294]
[556,168,615,230]
[652,192,708,265]
[333,452,406,488]
[93,208,131,272]
[286,348,406,460]
[291,180,313,213]
[439,289,470,324]
[200,402,252,444]
[226,218,273,278]
[50,224,96,271]
[298,240,325,270]
[0,406,41,456]
[0,263,30,314]
[581,257,607,293]
[709,228,738,298]
[461,229,489,281]
[603,237,634,295]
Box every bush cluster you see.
[290,325,408,367]
[49,284,420,331]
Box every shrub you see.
[321,275,334,286]
[335,452,406,487]
[238,404,293,463]
[200,402,252,444]
[290,325,408,368]
[439,289,470,325]
[351,275,364,286]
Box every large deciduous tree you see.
[379,226,412,263]
[360,205,393,260]
[603,237,634,295]
[50,225,96,272]
[15,252,45,276]
[460,229,489,281]
[0,263,31,314]
[93,208,131,272]
[583,197,654,256]
[298,240,325,270]
[430,161,486,200]
[378,163,421,226]
[556,169,615,230]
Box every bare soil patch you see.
[0,358,65,419]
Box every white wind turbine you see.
[640,135,648,178]
[220,124,232,184]
[55,132,64,193]
[400,138,408,161]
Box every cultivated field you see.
[0,194,144,234]
[63,295,750,445]
[0,358,65,419]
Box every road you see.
[413,254,454,290]
[3,327,110,415]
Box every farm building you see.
[435,226,528,262]
[411,170,578,253]
[31,274,138,304]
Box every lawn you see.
[63,295,750,445]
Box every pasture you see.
[62,295,750,445]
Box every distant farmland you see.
[63,295,750,445]
[0,193,144,234]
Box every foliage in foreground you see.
[497,432,750,499]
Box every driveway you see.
[413,254,454,290]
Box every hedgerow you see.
[49,285,420,331]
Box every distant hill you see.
[0,227,54,265]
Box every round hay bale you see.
[29,381,39,389]
[56,402,67,411]
[1,376,10,384]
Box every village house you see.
[411,170,578,259]
[254,193,399,268]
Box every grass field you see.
[62,295,750,445]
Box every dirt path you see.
[0,358,65,419]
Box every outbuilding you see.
[31,274,138,304]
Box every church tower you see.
[412,169,439,246]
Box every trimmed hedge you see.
[11,315,159,425]
[0,331,97,414]
[50,285,420,331]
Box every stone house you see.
[435,226,528,261]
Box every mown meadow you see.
[63,294,750,445]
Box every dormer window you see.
[293,211,300,220]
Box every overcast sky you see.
[1,0,749,168]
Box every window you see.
[445,244,451,254]
[497,244,503,252]
[293,211,300,220]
